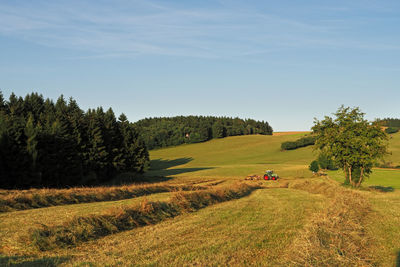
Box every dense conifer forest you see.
[0,91,273,189]
[133,116,273,150]
[0,91,149,189]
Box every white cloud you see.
[0,0,399,59]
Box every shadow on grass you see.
[368,185,395,192]
[396,251,400,267]
[150,157,194,170]
[0,255,70,267]
[148,158,215,177]
[110,158,214,185]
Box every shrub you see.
[281,136,315,151]
[317,153,337,170]
[309,160,319,173]
[385,127,399,134]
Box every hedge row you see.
[281,136,316,150]
[385,127,399,134]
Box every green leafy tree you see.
[317,153,336,170]
[312,106,388,187]
[212,121,225,138]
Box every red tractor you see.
[264,170,279,180]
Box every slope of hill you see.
[387,131,400,166]
[1,133,400,266]
[147,133,315,181]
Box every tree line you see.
[133,116,273,150]
[376,118,400,134]
[281,136,316,151]
[0,91,149,189]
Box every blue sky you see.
[0,0,399,131]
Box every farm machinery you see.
[263,170,279,180]
[245,170,279,181]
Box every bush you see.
[281,136,315,151]
[309,160,319,173]
[385,127,399,134]
[317,153,337,170]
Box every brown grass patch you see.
[0,183,209,213]
[285,180,375,266]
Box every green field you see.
[1,132,400,266]
[147,133,316,181]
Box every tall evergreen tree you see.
[0,91,149,188]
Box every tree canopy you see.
[312,106,388,187]
[0,91,149,189]
[134,116,273,150]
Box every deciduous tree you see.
[312,106,388,187]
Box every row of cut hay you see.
[288,179,342,198]
[0,183,209,213]
[285,180,374,266]
[31,183,258,251]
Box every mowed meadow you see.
[1,132,400,266]
[147,133,316,181]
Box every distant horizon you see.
[1,0,399,131]
[1,90,396,132]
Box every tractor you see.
[264,170,279,180]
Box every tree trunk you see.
[348,165,354,187]
[356,167,364,187]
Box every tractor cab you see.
[264,170,279,180]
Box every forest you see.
[0,91,273,189]
[0,91,149,189]
[134,116,273,150]
[378,118,400,128]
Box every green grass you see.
[386,131,400,166]
[367,190,400,266]
[147,134,315,181]
[327,168,400,189]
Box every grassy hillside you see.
[1,133,400,266]
[147,133,316,181]
[387,131,400,166]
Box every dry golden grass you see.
[25,187,323,266]
[0,183,212,212]
[30,183,258,251]
[285,180,375,266]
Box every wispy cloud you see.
[0,0,399,59]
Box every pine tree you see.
[25,113,38,175]
[85,110,108,181]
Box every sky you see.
[0,0,399,131]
